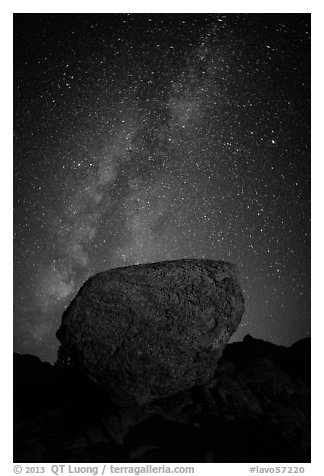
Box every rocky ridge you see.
[14,335,310,463]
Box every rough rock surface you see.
[13,336,311,463]
[56,259,245,405]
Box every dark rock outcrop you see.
[13,336,311,463]
[56,259,245,405]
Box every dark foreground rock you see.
[56,259,245,405]
[14,336,311,463]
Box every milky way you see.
[14,14,311,362]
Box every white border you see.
[4,1,321,473]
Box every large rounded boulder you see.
[56,259,245,405]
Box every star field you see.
[14,14,311,362]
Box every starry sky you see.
[14,13,311,363]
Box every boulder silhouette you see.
[56,259,245,405]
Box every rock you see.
[56,259,245,405]
[13,335,311,463]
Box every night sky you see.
[14,13,311,363]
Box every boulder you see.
[56,259,245,405]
